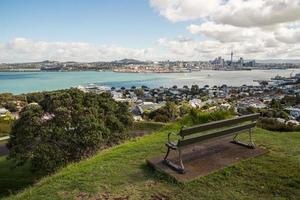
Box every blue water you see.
[1,70,300,94]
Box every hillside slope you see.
[4,124,300,200]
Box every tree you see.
[183,85,189,90]
[4,101,18,112]
[148,101,179,122]
[134,88,144,97]
[0,93,14,105]
[191,85,199,95]
[260,81,268,87]
[7,89,133,173]
[270,99,282,110]
[165,101,179,120]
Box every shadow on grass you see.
[0,156,42,198]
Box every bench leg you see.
[248,128,255,148]
[163,147,185,174]
[178,148,185,173]
[231,129,255,149]
[163,146,171,160]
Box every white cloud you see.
[0,38,157,63]
[151,0,300,26]
[150,0,221,22]
[188,22,267,43]
[214,0,300,27]
[275,24,300,44]
[158,36,300,60]
[150,0,300,60]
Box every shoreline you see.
[0,68,293,73]
[1,69,299,95]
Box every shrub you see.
[183,108,235,126]
[7,89,133,173]
[0,120,12,137]
[148,101,179,122]
[257,117,300,132]
[4,101,18,112]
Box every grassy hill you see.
[1,122,300,200]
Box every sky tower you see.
[230,51,233,67]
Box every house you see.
[249,100,267,109]
[285,107,300,119]
[220,103,231,110]
[111,91,123,100]
[0,108,9,117]
[140,102,165,112]
[0,108,13,121]
[189,99,203,108]
[131,105,144,116]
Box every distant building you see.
[285,107,300,119]
[0,108,9,117]
[230,51,233,67]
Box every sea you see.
[1,69,300,94]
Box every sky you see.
[1,0,300,62]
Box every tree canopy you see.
[7,89,133,173]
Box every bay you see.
[1,69,300,94]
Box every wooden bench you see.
[163,113,260,174]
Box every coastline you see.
[1,69,299,95]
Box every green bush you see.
[257,117,300,132]
[7,89,133,173]
[4,101,18,112]
[0,120,12,137]
[148,101,179,122]
[182,108,235,126]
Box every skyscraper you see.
[230,51,233,67]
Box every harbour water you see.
[1,69,300,94]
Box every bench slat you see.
[180,113,259,136]
[178,122,256,147]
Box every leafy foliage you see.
[148,101,180,122]
[257,117,300,132]
[184,108,235,126]
[7,89,133,173]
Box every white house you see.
[0,108,9,117]
[189,99,203,108]
[285,107,300,119]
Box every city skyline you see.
[1,0,300,63]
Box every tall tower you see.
[230,51,233,67]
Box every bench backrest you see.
[177,113,260,147]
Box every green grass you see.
[1,122,299,200]
[0,157,38,198]
[131,121,166,132]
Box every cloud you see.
[275,24,300,44]
[188,22,267,43]
[214,0,300,27]
[150,0,300,60]
[158,36,300,60]
[150,0,221,22]
[0,38,157,63]
[151,0,300,27]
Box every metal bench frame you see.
[163,113,260,174]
